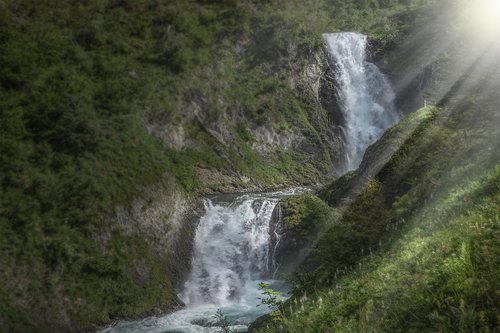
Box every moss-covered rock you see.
[281,194,332,240]
[269,194,336,277]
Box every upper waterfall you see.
[323,32,399,171]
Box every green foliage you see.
[258,282,286,310]
[280,194,334,239]
[314,180,390,277]
[214,309,237,333]
[259,167,500,333]
[258,282,287,324]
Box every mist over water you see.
[323,32,399,171]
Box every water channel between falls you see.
[102,31,399,333]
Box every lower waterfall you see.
[103,189,305,333]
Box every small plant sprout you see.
[214,309,236,333]
[257,282,286,322]
[257,282,285,309]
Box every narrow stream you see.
[102,188,308,333]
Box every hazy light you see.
[462,0,500,40]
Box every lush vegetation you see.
[261,168,499,332]
[0,0,457,331]
[280,194,334,240]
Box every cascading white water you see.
[102,189,306,333]
[181,196,279,307]
[323,32,400,171]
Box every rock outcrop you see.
[111,178,204,291]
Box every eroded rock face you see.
[318,61,348,171]
[297,49,347,174]
[372,35,440,116]
[145,122,186,150]
[115,185,186,249]
[252,125,304,154]
[267,202,316,278]
[267,202,301,276]
[142,46,349,183]
[267,202,283,275]
[393,62,437,113]
[111,178,203,290]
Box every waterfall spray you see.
[180,196,279,307]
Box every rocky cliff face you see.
[112,179,203,291]
[141,45,347,190]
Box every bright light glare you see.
[464,0,500,39]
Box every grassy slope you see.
[265,168,499,332]
[256,70,500,332]
[0,0,437,331]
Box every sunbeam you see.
[462,0,500,39]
